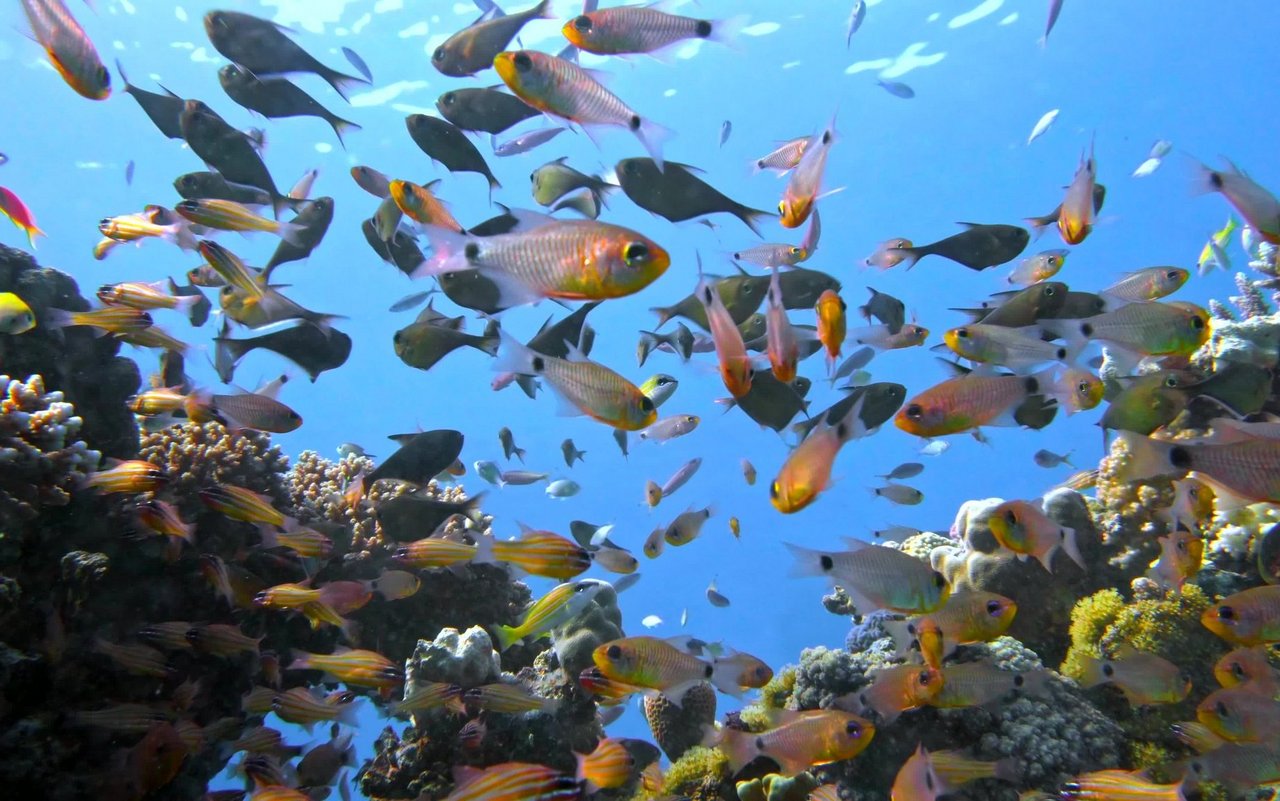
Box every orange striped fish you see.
[491,530,592,579]
[272,687,359,729]
[463,683,557,715]
[86,460,168,493]
[444,762,580,801]
[287,648,401,689]
[265,526,333,559]
[127,387,189,416]
[47,306,154,335]
[93,638,171,678]
[199,484,287,528]
[1060,769,1185,801]
[186,623,261,657]
[390,681,465,717]
[577,666,642,705]
[134,499,194,544]
[575,737,635,791]
[392,537,484,569]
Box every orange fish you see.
[287,648,402,689]
[445,762,580,801]
[86,460,168,493]
[856,664,942,723]
[575,737,634,792]
[1202,585,1280,646]
[770,396,867,514]
[1058,136,1097,245]
[895,370,1055,438]
[815,289,847,372]
[765,267,799,383]
[780,116,837,229]
[20,0,110,99]
[698,275,753,398]
[713,709,874,776]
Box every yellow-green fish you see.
[0,292,36,334]
[176,199,305,244]
[1044,301,1210,358]
[1077,644,1191,706]
[492,579,605,651]
[592,635,755,704]
[1201,585,1280,645]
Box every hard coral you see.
[645,682,716,761]
[139,421,289,512]
[663,746,732,801]
[0,374,100,527]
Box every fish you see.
[0,187,44,248]
[988,499,1085,572]
[1033,448,1074,468]
[664,506,713,546]
[1044,301,1210,359]
[499,470,548,486]
[969,282,1068,327]
[491,528,592,579]
[1041,0,1065,46]
[815,289,847,371]
[719,120,732,148]
[394,320,499,371]
[433,0,554,77]
[175,199,304,244]
[943,324,1069,369]
[876,79,914,99]
[1026,183,1106,240]
[753,136,810,174]
[637,324,695,365]
[764,269,801,382]
[262,196,334,278]
[21,0,109,99]
[437,87,541,134]
[880,463,925,481]
[1196,685,1280,743]
[873,484,924,506]
[892,223,1030,271]
[787,538,950,614]
[495,51,669,167]
[895,369,1057,438]
[498,427,526,463]
[562,7,745,55]
[574,737,634,792]
[0,292,36,334]
[860,287,905,334]
[640,374,679,407]
[1201,585,1280,645]
[847,1,867,46]
[719,370,812,433]
[592,636,754,704]
[414,219,670,308]
[616,158,772,234]
[1059,137,1098,245]
[887,591,1017,660]
[780,116,838,229]
[1027,109,1060,145]
[218,65,360,147]
[463,682,557,714]
[731,243,810,269]
[1213,646,1280,690]
[115,60,182,138]
[1077,645,1191,706]
[406,114,502,195]
[638,414,700,443]
[857,665,943,723]
[204,10,368,99]
[711,709,875,776]
[546,479,580,498]
[706,580,731,607]
[389,291,435,313]
[660,458,703,498]
[179,100,292,216]
[366,430,464,491]
[443,762,580,801]
[493,126,567,157]
[390,179,464,232]
[741,459,757,486]
[174,171,271,207]
[288,649,402,689]
[698,275,755,398]
[771,397,868,514]
[531,157,617,208]
[1192,158,1280,244]
[1101,267,1189,302]
[863,238,913,269]
[1008,249,1068,286]
[651,273,768,330]
[45,306,153,336]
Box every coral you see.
[1197,311,1280,370]
[736,772,819,801]
[407,626,502,687]
[898,531,952,559]
[788,644,894,711]
[0,245,140,459]
[757,667,796,711]
[930,489,1101,665]
[139,421,289,510]
[549,582,624,677]
[0,374,100,527]
[663,746,732,801]
[645,682,717,761]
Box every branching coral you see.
[139,420,289,510]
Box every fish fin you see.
[330,116,362,150]
[708,13,751,47]
[1059,525,1085,570]
[411,225,473,279]
[887,246,921,270]
[632,118,674,173]
[276,219,307,248]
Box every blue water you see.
[1,0,1273,793]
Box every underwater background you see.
[3,0,1280,799]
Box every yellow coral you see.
[1063,584,1220,680]
[1061,588,1126,677]
[758,666,797,710]
[663,746,730,800]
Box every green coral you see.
[758,666,796,710]
[735,772,819,801]
[663,746,731,801]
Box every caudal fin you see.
[633,118,674,173]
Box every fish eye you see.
[1166,270,1180,279]
[1230,662,1246,679]
[790,247,801,255]
[1043,286,1057,296]
[1215,700,1229,718]
[432,46,446,62]
[1191,316,1205,330]
[778,201,787,214]
[1077,381,1091,394]
[624,242,650,264]
[933,573,946,588]
[441,92,455,106]
[97,66,111,88]
[1004,510,1018,525]
[657,377,672,386]
[1217,605,1236,621]
[606,645,622,659]
[513,53,533,72]
[845,721,862,736]
[572,14,593,31]
[769,481,780,499]
[986,599,1003,615]
[955,328,969,339]
[640,396,654,412]
[685,416,696,423]
[905,403,923,419]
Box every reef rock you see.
[407,625,502,687]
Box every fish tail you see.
[709,14,751,46]
[329,115,362,150]
[276,218,307,248]
[709,726,758,774]
[735,205,774,238]
[474,331,501,358]
[1060,525,1086,570]
[1189,159,1223,198]
[492,328,540,377]
[114,58,131,88]
[410,224,471,279]
[1112,431,1181,482]
[633,118,674,173]
[492,624,520,652]
[649,305,676,328]
[320,67,370,103]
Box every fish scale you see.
[1081,301,1208,354]
[1184,439,1280,502]
[574,7,710,52]
[539,354,650,426]
[531,55,638,126]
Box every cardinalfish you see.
[262,526,333,559]
[578,666,642,705]
[185,389,303,435]
[443,762,581,801]
[70,703,172,733]
[120,326,191,354]
[0,186,45,247]
[1117,425,1280,508]
[20,0,110,100]
[1198,685,1280,743]
[98,209,193,248]
[857,664,943,723]
[93,638,171,678]
[1060,769,1186,801]
[1077,645,1191,706]
[175,199,305,244]
[272,687,359,729]
[1102,267,1190,302]
[895,370,1057,438]
[127,387,189,416]
[138,621,194,652]
[592,636,762,704]
[754,136,809,174]
[198,240,265,298]
[86,460,168,493]
[561,6,744,56]
[765,268,800,382]
[415,219,670,308]
[886,591,1018,659]
[287,649,402,689]
[134,499,193,545]
[1213,646,1280,690]
[390,179,464,232]
[1193,158,1280,245]
[787,538,950,614]
[930,661,1046,709]
[780,115,837,229]
[186,623,261,657]
[1050,367,1105,415]
[199,484,290,529]
[697,275,754,398]
[771,396,867,514]
[1202,585,1280,645]
[1046,301,1211,359]
[987,499,1086,573]
[393,536,488,569]
[815,289,847,373]
[253,581,366,613]
[493,50,669,168]
[390,681,465,717]
[98,281,202,315]
[712,709,875,776]
[494,331,657,431]
[1058,136,1097,245]
[491,529,593,580]
[1148,530,1203,594]
[574,737,634,792]
[492,579,606,651]
[46,306,154,336]
[463,683,557,714]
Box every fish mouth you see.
[492,52,517,84]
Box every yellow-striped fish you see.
[287,648,401,689]
[390,681,465,717]
[86,460,168,493]
[97,281,201,314]
[491,530,593,580]
[393,537,485,569]
[198,240,265,298]
[93,638,171,678]
[198,484,288,528]
[118,325,191,354]
[21,0,110,99]
[577,666,642,705]
[1059,769,1185,801]
[134,499,193,544]
[127,387,188,416]
[463,682,557,714]
[493,580,606,651]
[444,762,581,801]
[186,623,261,657]
[176,199,304,244]
[574,737,634,791]
[787,538,950,614]
[272,687,359,729]
[47,306,154,335]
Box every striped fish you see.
[493,580,604,651]
[86,460,168,493]
[287,649,401,689]
[492,530,592,580]
[463,683,557,714]
[272,687,359,728]
[574,737,634,791]
[199,484,287,528]
[445,762,580,801]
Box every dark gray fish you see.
[498,427,525,462]
[179,99,290,215]
[879,462,924,481]
[531,156,616,208]
[526,301,601,358]
[493,126,566,157]
[1041,0,1064,46]
[1040,291,1107,320]
[362,219,425,276]
[263,196,334,279]
[1026,183,1106,239]
[468,209,523,237]
[165,277,212,328]
[551,189,601,219]
[377,492,484,542]
[431,0,552,77]
[124,160,135,186]
[215,323,351,383]
[777,267,842,309]
[569,520,610,550]
[389,291,435,313]
[158,347,191,392]
[859,286,904,333]
[968,282,1068,327]
[173,171,271,207]
[218,65,361,147]
[615,157,772,235]
[637,324,694,365]
[436,87,539,134]
[792,381,907,440]
[722,373,813,432]
[342,46,373,82]
[876,79,915,99]
[562,439,586,467]
[651,273,768,330]
[116,60,185,139]
[406,114,501,194]
[438,270,508,314]
[890,223,1030,271]
[203,10,369,100]
[367,430,465,490]
[1013,393,1058,430]
[613,428,629,457]
[205,390,302,433]
[394,320,499,371]
[1033,448,1073,468]
[719,120,732,147]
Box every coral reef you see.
[645,682,717,761]
[0,245,140,459]
[736,772,819,801]
[409,626,502,687]
[140,420,289,505]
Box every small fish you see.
[988,499,1084,572]
[876,79,914,99]
[1147,529,1203,594]
[706,579,731,607]
[728,517,741,538]
[218,65,360,147]
[1008,249,1068,286]
[500,470,549,486]
[1193,158,1280,244]
[873,484,923,506]
[753,136,810,174]
[890,224,1030,271]
[406,114,502,195]
[288,649,402,690]
[639,414,699,443]
[493,126,567,157]
[1196,685,1280,743]
[943,324,1069,369]
[134,499,194,545]
[342,46,372,81]
[698,275,754,398]
[741,459,757,486]
[780,116,838,229]
[815,289,847,372]
[1213,646,1280,690]
[771,397,867,514]
[732,243,810,269]
[563,7,745,56]
[174,171,271,207]
[643,525,664,557]
[204,10,368,99]
[464,683,557,714]
[176,199,304,245]
[592,636,756,704]
[895,369,1057,438]
[664,506,713,546]
[863,237,913,269]
[719,120,732,147]
[389,291,435,313]
[442,762,579,801]
[0,292,36,334]
[846,1,867,46]
[21,0,110,99]
[1033,449,1074,468]
[546,479,581,498]
[879,462,924,481]
[1078,645,1190,706]
[86,460,168,494]
[561,439,586,467]
[1058,137,1098,245]
[1101,267,1189,302]
[1027,109,1060,145]
[1040,0,1065,47]
[498,427,526,462]
[433,0,554,77]
[787,538,950,614]
[1200,585,1280,646]
[0,186,45,248]
[641,614,663,628]
[661,457,703,498]
[712,709,875,776]
[637,324,695,365]
[617,158,771,234]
